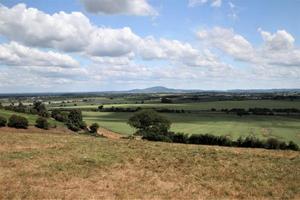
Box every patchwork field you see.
[49,100,300,110]
[83,111,300,144]
[0,130,299,199]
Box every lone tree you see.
[35,117,50,130]
[128,109,171,136]
[66,109,86,132]
[33,101,49,117]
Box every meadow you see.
[0,129,299,199]
[83,111,300,144]
[0,109,63,127]
[50,99,300,110]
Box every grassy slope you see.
[0,109,63,127]
[0,130,299,199]
[83,111,300,144]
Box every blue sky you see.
[0,0,299,92]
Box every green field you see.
[0,109,63,127]
[50,100,300,110]
[83,111,300,144]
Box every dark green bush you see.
[171,132,189,144]
[287,141,299,151]
[66,109,86,132]
[89,123,99,133]
[265,138,281,149]
[0,116,7,127]
[8,115,28,129]
[35,117,50,130]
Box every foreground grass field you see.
[0,129,299,199]
[83,111,300,144]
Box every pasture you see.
[83,111,300,144]
[49,100,300,110]
[0,130,299,199]
[0,109,63,127]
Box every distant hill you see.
[126,86,201,93]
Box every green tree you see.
[35,117,50,130]
[33,101,49,117]
[0,116,7,127]
[128,109,171,136]
[66,109,85,132]
[8,115,28,129]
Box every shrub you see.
[0,116,7,127]
[35,117,50,130]
[171,132,189,144]
[8,115,28,129]
[89,123,99,133]
[142,131,173,143]
[66,109,85,132]
[287,141,299,151]
[265,138,280,149]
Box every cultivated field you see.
[49,100,300,110]
[0,129,299,199]
[83,111,300,144]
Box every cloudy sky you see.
[0,0,299,92]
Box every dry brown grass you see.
[0,128,299,199]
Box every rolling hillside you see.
[0,128,299,199]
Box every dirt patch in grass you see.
[97,127,122,139]
[0,131,299,199]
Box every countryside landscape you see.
[1,0,300,199]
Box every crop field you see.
[0,130,299,199]
[83,111,300,144]
[49,100,300,110]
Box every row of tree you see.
[0,115,50,130]
[128,109,299,151]
[1,101,50,117]
[221,107,300,116]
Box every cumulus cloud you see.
[189,0,222,7]
[197,27,300,68]
[80,0,158,16]
[197,27,255,61]
[0,42,79,68]
[0,4,226,69]
[258,28,295,50]
[0,4,139,56]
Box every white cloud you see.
[197,27,300,69]
[0,4,140,57]
[0,4,227,69]
[80,0,158,16]
[0,42,79,68]
[258,28,295,51]
[189,0,222,7]
[197,27,255,61]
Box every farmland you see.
[83,111,300,144]
[2,94,300,145]
[51,100,300,110]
